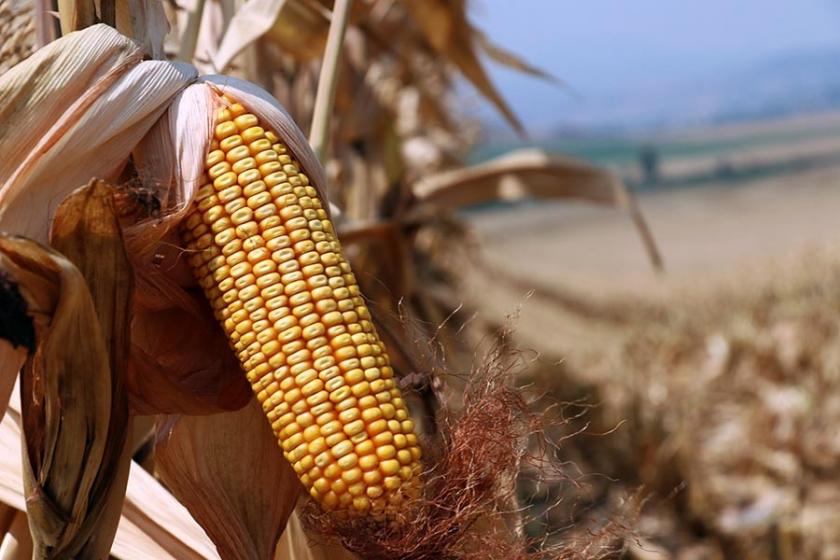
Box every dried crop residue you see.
[520,247,840,558]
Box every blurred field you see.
[463,118,840,558]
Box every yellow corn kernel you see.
[181,97,421,515]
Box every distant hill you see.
[642,47,840,127]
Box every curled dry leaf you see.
[413,149,663,270]
[0,405,219,559]
[472,29,559,84]
[155,400,300,560]
[0,234,112,557]
[0,193,136,559]
[48,179,134,558]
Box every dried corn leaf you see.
[413,149,663,269]
[213,0,293,71]
[403,0,524,135]
[155,400,299,560]
[114,0,169,59]
[0,509,33,558]
[0,242,57,425]
[473,29,558,83]
[0,235,117,557]
[47,180,134,558]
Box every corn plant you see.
[0,1,658,558]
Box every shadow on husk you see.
[302,327,637,560]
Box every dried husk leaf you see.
[114,0,168,59]
[0,243,57,423]
[155,400,300,560]
[0,263,31,421]
[0,235,116,557]
[48,180,134,558]
[1,508,34,557]
[120,462,220,559]
[0,401,25,513]
[122,83,251,414]
[0,24,196,242]
[118,77,334,414]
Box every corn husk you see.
[155,401,299,559]
[0,24,195,243]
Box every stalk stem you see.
[309,0,353,163]
[177,0,207,62]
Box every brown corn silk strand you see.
[180,96,422,517]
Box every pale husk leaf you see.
[155,400,300,560]
[48,180,134,558]
[0,24,196,242]
[120,462,220,559]
[0,24,138,185]
[0,403,24,512]
[122,83,252,414]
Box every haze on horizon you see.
[471,1,840,132]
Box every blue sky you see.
[471,1,840,128]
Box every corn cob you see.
[181,97,422,516]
